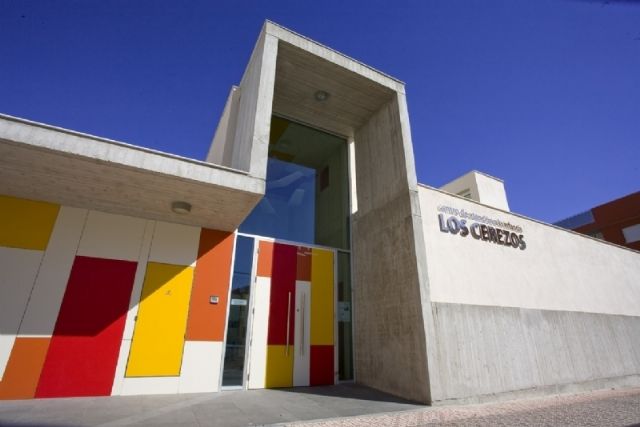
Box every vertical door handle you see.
[286,291,291,356]
[300,294,305,356]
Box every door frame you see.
[219,233,259,391]
[239,233,339,390]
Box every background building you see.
[555,192,640,251]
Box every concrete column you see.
[351,93,437,404]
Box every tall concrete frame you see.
[208,21,438,403]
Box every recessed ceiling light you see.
[171,201,192,214]
[314,90,330,102]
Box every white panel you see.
[110,339,131,396]
[122,221,155,340]
[120,376,180,396]
[77,211,146,261]
[111,221,155,396]
[178,341,223,394]
[293,281,310,387]
[148,221,200,266]
[419,187,640,316]
[18,206,87,336]
[0,247,43,379]
[247,276,271,389]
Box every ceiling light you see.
[171,201,192,214]
[314,90,330,102]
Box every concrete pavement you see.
[285,387,640,427]
[1,385,639,426]
[0,384,422,427]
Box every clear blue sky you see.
[1,0,638,223]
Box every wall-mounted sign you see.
[437,205,527,250]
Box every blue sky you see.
[1,0,638,223]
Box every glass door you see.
[221,235,255,388]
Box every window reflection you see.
[241,158,316,244]
[239,117,349,249]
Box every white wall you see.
[419,185,640,317]
[440,171,509,211]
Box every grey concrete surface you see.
[351,93,434,404]
[0,384,423,427]
[0,114,264,232]
[286,387,640,427]
[430,302,640,402]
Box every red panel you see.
[267,243,296,345]
[310,345,334,386]
[36,256,137,398]
[296,246,311,281]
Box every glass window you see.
[622,224,640,243]
[240,117,350,250]
[337,251,353,381]
[221,235,254,387]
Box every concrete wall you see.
[227,29,278,178]
[351,93,433,404]
[206,86,240,167]
[419,185,640,402]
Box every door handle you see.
[286,291,291,356]
[300,293,305,356]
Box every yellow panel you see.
[310,249,334,346]
[126,262,194,377]
[265,345,293,388]
[0,195,59,250]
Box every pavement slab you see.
[1,384,639,427]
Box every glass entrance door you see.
[221,235,254,387]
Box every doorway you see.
[222,237,337,390]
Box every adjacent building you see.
[555,192,640,251]
[1,21,639,405]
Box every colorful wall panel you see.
[0,248,43,380]
[311,248,334,346]
[0,338,50,399]
[126,262,194,377]
[265,345,294,388]
[36,256,137,397]
[17,207,87,337]
[310,345,334,386]
[265,243,297,388]
[186,229,235,341]
[267,243,297,346]
[310,248,335,386]
[0,195,59,251]
[257,241,274,277]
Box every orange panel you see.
[296,246,311,281]
[0,338,50,399]
[186,229,235,341]
[257,241,274,277]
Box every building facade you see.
[555,192,640,251]
[1,21,639,404]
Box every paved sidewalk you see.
[0,384,422,427]
[284,387,640,427]
[1,385,639,426]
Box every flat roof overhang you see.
[270,23,401,139]
[0,114,265,231]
